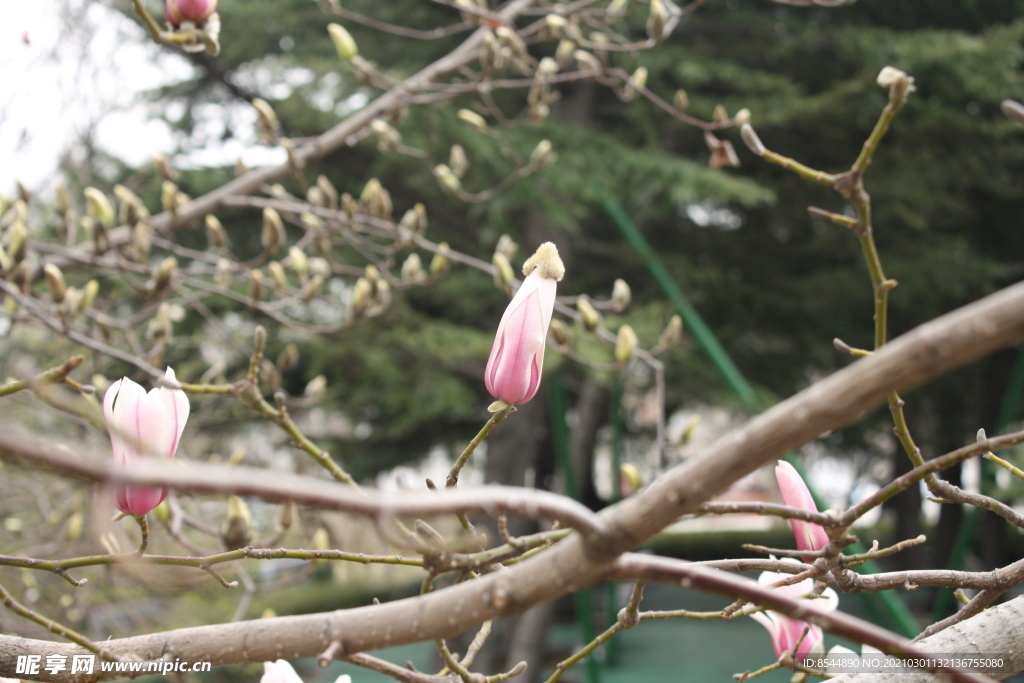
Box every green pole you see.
[549,377,600,683]
[597,189,920,638]
[595,191,759,411]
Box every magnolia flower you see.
[103,368,190,516]
[261,660,352,683]
[484,242,564,405]
[165,0,218,26]
[775,460,830,561]
[750,564,838,662]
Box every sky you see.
[0,0,196,194]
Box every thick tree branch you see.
[4,277,1024,680]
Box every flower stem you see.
[134,515,149,556]
[446,402,514,489]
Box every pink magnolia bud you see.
[775,460,830,561]
[103,368,190,516]
[751,567,837,662]
[165,0,217,26]
[484,243,564,405]
[750,610,824,660]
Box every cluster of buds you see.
[42,263,99,319]
[0,200,29,283]
[397,203,428,243]
[350,264,391,318]
[360,178,393,220]
[481,27,531,74]
[164,0,221,54]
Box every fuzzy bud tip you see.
[521,242,564,281]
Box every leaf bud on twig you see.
[530,139,557,168]
[430,242,451,276]
[114,185,149,225]
[549,318,573,351]
[492,251,515,296]
[647,0,668,42]
[82,280,99,311]
[304,375,327,403]
[312,527,330,553]
[268,261,288,296]
[621,67,647,102]
[152,256,178,293]
[360,178,393,219]
[370,119,401,153]
[449,144,469,178]
[277,344,300,373]
[577,298,602,332]
[205,214,227,250]
[161,180,179,214]
[1001,99,1024,126]
[7,222,27,264]
[133,221,153,260]
[252,98,279,141]
[740,123,766,156]
[146,302,174,341]
[220,496,253,550]
[555,39,576,64]
[43,264,66,304]
[249,269,266,302]
[327,22,358,60]
[545,14,569,37]
[657,314,683,349]
[316,175,339,208]
[615,324,638,363]
[610,278,631,312]
[401,253,425,284]
[573,49,602,72]
[433,164,462,193]
[496,234,518,261]
[215,258,232,288]
[84,188,114,229]
[666,92,686,117]
[341,192,358,223]
[302,274,324,302]
[351,277,372,316]
[457,108,489,132]
[288,246,308,279]
[262,207,286,256]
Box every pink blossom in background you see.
[775,460,830,561]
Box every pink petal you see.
[105,378,147,461]
[776,460,829,560]
[140,368,190,459]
